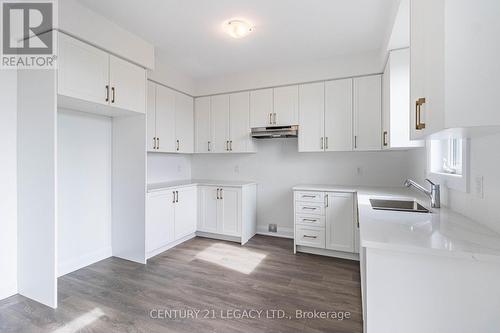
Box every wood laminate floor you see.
[0,236,362,333]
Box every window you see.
[428,138,468,192]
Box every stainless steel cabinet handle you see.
[302,195,316,198]
[105,85,110,102]
[172,191,176,203]
[220,188,223,199]
[303,235,317,239]
[325,137,329,150]
[354,135,358,149]
[157,137,160,149]
[269,113,272,125]
[208,141,211,152]
[230,140,233,151]
[153,137,156,150]
[111,87,116,103]
[302,207,316,210]
[216,188,220,199]
[302,219,317,223]
[320,137,324,150]
[383,131,388,147]
[175,191,179,203]
[176,140,180,151]
[273,113,277,125]
[325,194,328,208]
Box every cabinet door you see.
[175,92,194,153]
[250,89,273,127]
[146,81,156,151]
[155,85,176,152]
[109,55,146,113]
[58,33,109,106]
[325,79,353,151]
[353,75,382,151]
[229,92,250,153]
[382,60,390,150]
[274,85,299,125]
[197,186,219,233]
[219,187,241,236]
[211,94,230,153]
[325,192,355,253]
[298,82,325,152]
[174,186,197,240]
[194,97,212,153]
[146,191,175,253]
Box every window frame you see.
[427,138,469,192]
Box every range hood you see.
[251,125,298,139]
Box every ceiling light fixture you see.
[223,19,254,39]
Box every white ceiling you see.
[77,0,399,79]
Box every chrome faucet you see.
[404,179,441,208]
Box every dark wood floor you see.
[0,236,362,333]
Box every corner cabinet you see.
[410,0,500,139]
[58,33,146,115]
[147,81,194,153]
[294,190,359,260]
[146,186,197,258]
[197,184,257,245]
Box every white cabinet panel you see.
[325,79,353,151]
[58,33,109,106]
[354,75,382,151]
[211,94,230,153]
[296,226,326,249]
[175,92,194,153]
[325,192,355,253]
[298,82,325,152]
[109,55,146,114]
[274,85,299,125]
[229,92,250,153]
[194,97,211,153]
[146,81,156,152]
[146,191,174,253]
[250,88,273,127]
[174,186,197,239]
[197,186,218,233]
[220,187,240,236]
[155,85,176,152]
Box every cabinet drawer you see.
[296,215,325,227]
[296,202,325,216]
[296,226,325,249]
[295,191,324,203]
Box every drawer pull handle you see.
[303,235,317,239]
[302,195,316,198]
[302,219,317,222]
[302,207,317,210]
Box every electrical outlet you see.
[177,165,182,173]
[234,165,240,174]
[268,224,277,233]
[356,167,362,176]
[475,176,484,198]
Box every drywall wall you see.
[194,51,384,96]
[408,134,500,234]
[192,139,413,237]
[147,49,196,96]
[0,71,18,300]
[57,109,112,276]
[59,0,155,68]
[147,153,192,184]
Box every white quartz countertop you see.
[293,184,500,262]
[148,179,256,192]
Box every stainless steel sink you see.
[369,199,430,213]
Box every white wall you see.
[57,109,112,276]
[147,50,196,96]
[0,71,18,300]
[147,153,192,184]
[192,139,412,236]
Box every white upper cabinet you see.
[273,85,299,126]
[58,33,146,114]
[229,92,252,153]
[298,82,325,152]
[175,92,194,153]
[383,49,423,149]
[211,94,230,153]
[146,81,156,151]
[155,84,176,152]
[108,55,146,113]
[194,97,212,153]
[58,33,109,106]
[325,79,353,151]
[410,0,500,139]
[250,88,273,127]
[353,75,382,151]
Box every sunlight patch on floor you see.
[53,308,105,333]
[195,243,267,274]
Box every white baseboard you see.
[146,233,196,260]
[296,245,360,261]
[196,231,241,244]
[58,246,112,277]
[256,225,294,239]
[0,285,17,301]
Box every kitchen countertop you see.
[148,179,257,192]
[293,184,500,262]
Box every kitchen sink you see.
[369,199,430,213]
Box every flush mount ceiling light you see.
[223,19,254,39]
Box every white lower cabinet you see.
[146,185,197,257]
[294,190,359,259]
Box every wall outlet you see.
[356,167,362,176]
[234,165,240,174]
[268,224,277,233]
[474,176,484,198]
[177,165,182,173]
